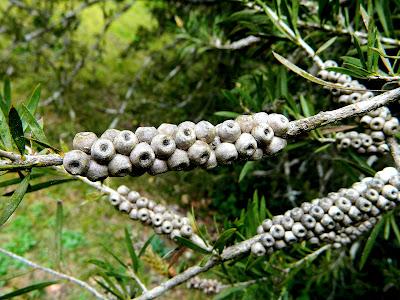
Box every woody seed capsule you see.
[167,149,190,170]
[235,133,257,157]
[108,154,132,177]
[264,137,287,155]
[217,120,241,142]
[114,130,138,155]
[180,224,193,237]
[175,127,196,150]
[251,123,274,146]
[260,233,275,247]
[151,134,176,159]
[148,159,169,175]
[292,222,307,238]
[130,142,156,168]
[135,127,158,143]
[188,141,211,165]
[235,115,255,133]
[91,139,116,163]
[86,160,109,182]
[63,150,90,175]
[117,185,130,196]
[100,129,120,141]
[215,143,238,165]
[73,132,98,154]
[266,113,289,136]
[251,242,266,256]
[158,123,178,138]
[195,121,215,143]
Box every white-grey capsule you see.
[262,219,273,231]
[117,185,130,196]
[272,215,284,225]
[321,214,335,229]
[151,134,176,159]
[365,188,379,202]
[178,121,196,130]
[129,208,138,220]
[118,201,132,213]
[377,195,392,211]
[251,242,266,256]
[167,149,190,170]
[361,91,374,100]
[256,225,264,234]
[378,143,389,153]
[370,206,380,216]
[108,154,132,177]
[235,115,255,133]
[342,215,353,226]
[148,159,169,175]
[251,123,274,146]
[235,133,257,157]
[91,139,116,163]
[172,218,183,229]
[328,206,344,221]
[188,140,211,165]
[114,130,138,155]
[215,143,238,165]
[309,205,324,220]
[290,207,304,221]
[86,160,109,181]
[204,150,218,169]
[348,206,362,221]
[161,220,173,234]
[281,216,294,230]
[175,127,196,150]
[130,142,155,168]
[355,197,372,212]
[158,123,178,138]
[154,226,163,235]
[284,231,297,244]
[269,224,285,239]
[127,191,140,203]
[108,192,121,206]
[250,148,263,161]
[253,112,269,125]
[162,212,173,221]
[180,224,193,237]
[367,145,378,153]
[317,70,329,80]
[349,92,361,103]
[73,132,98,154]
[389,175,400,190]
[170,229,181,240]
[335,197,351,212]
[138,208,149,222]
[337,74,351,84]
[369,117,385,131]
[301,202,312,213]
[351,138,362,149]
[319,198,333,212]
[382,185,398,200]
[314,222,325,234]
[301,214,316,229]
[337,95,350,105]
[383,118,399,136]
[195,121,215,143]
[100,129,120,142]
[260,233,275,247]
[376,167,398,183]
[266,113,289,136]
[292,222,307,238]
[135,127,158,143]
[370,131,385,143]
[264,136,287,155]
[360,115,372,127]
[324,60,338,68]
[136,197,149,209]
[63,150,90,175]
[217,120,241,143]
[274,240,287,250]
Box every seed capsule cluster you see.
[250,167,399,256]
[63,113,290,181]
[109,185,208,249]
[317,60,399,154]
[187,277,223,295]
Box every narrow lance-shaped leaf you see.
[55,200,63,270]
[213,228,237,253]
[26,84,41,115]
[124,227,140,272]
[0,108,13,151]
[8,107,25,155]
[0,173,30,227]
[0,281,57,300]
[359,216,385,270]
[175,236,211,255]
[19,104,49,144]
[3,78,11,113]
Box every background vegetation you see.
[0,0,399,299]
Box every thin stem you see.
[387,137,400,170]
[0,247,108,300]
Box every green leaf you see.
[138,234,156,257]
[8,107,25,155]
[351,33,367,69]
[315,37,337,55]
[124,227,140,272]
[239,161,254,182]
[0,108,13,151]
[27,137,60,153]
[3,178,76,196]
[214,111,240,118]
[3,78,11,113]
[19,104,48,143]
[213,286,244,300]
[359,216,385,269]
[55,200,63,270]
[26,84,41,115]
[0,281,57,299]
[175,236,210,255]
[272,52,365,92]
[213,228,237,253]
[0,173,30,227]
[299,94,313,117]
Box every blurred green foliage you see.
[0,0,400,299]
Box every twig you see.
[387,137,400,170]
[2,87,400,170]
[283,244,331,272]
[128,270,148,293]
[212,35,261,50]
[0,247,108,300]
[0,149,20,161]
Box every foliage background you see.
[0,0,399,299]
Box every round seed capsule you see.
[153,204,166,214]
[376,167,398,183]
[253,112,269,125]
[161,220,173,234]
[370,131,385,143]
[301,214,316,229]
[360,115,372,127]
[383,118,399,136]
[195,121,215,143]
[301,202,312,213]
[86,160,109,181]
[235,115,255,133]
[292,222,307,238]
[250,148,263,161]
[118,201,132,213]
[108,154,132,177]
[319,198,333,212]
[377,195,392,210]
[114,130,138,155]
[138,208,149,222]
[148,159,169,175]
[117,185,130,196]
[262,219,273,231]
[317,70,329,80]
[290,207,304,221]
[251,123,274,145]
[151,134,176,159]
[91,139,116,163]
[321,214,335,229]
[355,197,372,212]
[215,143,238,165]
[127,191,140,203]
[63,150,90,175]
[370,117,385,131]
[100,129,120,141]
[389,175,400,190]
[180,224,193,237]
[348,206,362,220]
[251,242,266,256]
[284,231,297,244]
[172,218,183,229]
[351,138,362,149]
[178,121,195,130]
[73,132,98,154]
[136,197,149,209]
[158,123,178,138]
[235,133,257,157]
[382,185,398,200]
[281,216,294,230]
[338,95,350,105]
[274,240,287,249]
[108,192,121,206]
[367,145,378,153]
[129,208,138,220]
[269,224,285,239]
[135,127,158,144]
[264,136,287,155]
[217,120,241,142]
[314,222,325,234]
[204,150,218,169]
[260,233,275,247]
[266,113,289,136]
[328,206,344,221]
[349,93,361,103]
[337,74,351,84]
[175,127,196,150]
[130,142,155,168]
[309,205,324,220]
[170,229,181,240]
[378,143,390,153]
[339,138,351,148]
[167,149,190,170]
[361,92,374,100]
[188,141,211,165]
[324,60,338,68]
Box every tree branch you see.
[0,247,108,300]
[388,137,400,170]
